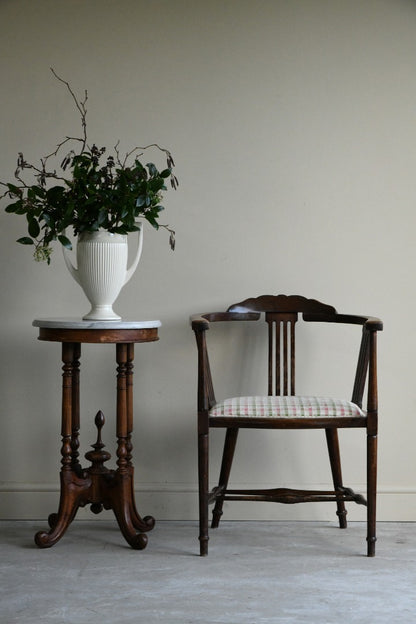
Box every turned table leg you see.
[126,343,155,533]
[110,343,154,549]
[71,343,82,475]
[35,342,90,548]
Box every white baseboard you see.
[1,483,415,521]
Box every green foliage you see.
[1,70,178,263]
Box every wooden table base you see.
[35,411,155,550]
[32,322,160,550]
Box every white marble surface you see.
[32,318,161,329]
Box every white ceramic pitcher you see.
[63,225,143,321]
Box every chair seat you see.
[209,396,366,419]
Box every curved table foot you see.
[118,466,156,533]
[131,512,155,533]
[112,503,150,550]
[35,504,78,549]
[129,483,155,532]
[109,471,154,549]
[35,470,91,548]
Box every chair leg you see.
[198,431,209,556]
[212,427,239,529]
[325,428,347,529]
[367,433,377,557]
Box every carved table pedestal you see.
[32,318,160,550]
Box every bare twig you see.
[0,181,11,200]
[120,143,178,188]
[114,141,123,167]
[42,136,84,162]
[50,67,88,152]
[158,224,176,250]
[14,153,67,187]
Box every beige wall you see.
[1,0,415,523]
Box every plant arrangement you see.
[1,69,178,263]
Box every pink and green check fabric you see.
[209,396,365,419]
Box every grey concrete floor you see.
[1,520,415,624]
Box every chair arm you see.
[191,311,260,331]
[336,314,383,331]
[190,314,211,331]
[303,312,382,409]
[363,317,383,331]
[304,312,383,331]
[191,311,261,412]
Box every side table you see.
[32,318,161,550]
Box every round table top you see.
[33,318,161,344]
[33,318,161,329]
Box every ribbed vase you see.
[63,227,144,321]
[76,231,128,320]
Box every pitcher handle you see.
[62,234,81,285]
[124,221,144,286]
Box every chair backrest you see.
[227,295,337,397]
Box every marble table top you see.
[33,318,161,330]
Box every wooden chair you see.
[191,295,382,556]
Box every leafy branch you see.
[1,69,178,263]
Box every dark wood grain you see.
[191,294,382,557]
[34,324,158,549]
[37,327,159,343]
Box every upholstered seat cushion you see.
[209,396,365,419]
